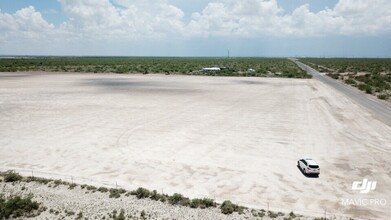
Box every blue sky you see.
[0,0,390,57]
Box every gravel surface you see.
[0,72,390,219]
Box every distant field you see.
[0,57,310,78]
[300,58,391,100]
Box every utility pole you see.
[228,50,230,59]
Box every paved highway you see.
[292,59,391,127]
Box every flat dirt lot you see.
[1,72,390,219]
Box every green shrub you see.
[65,210,75,216]
[220,200,235,214]
[358,83,372,93]
[191,198,215,209]
[109,189,121,198]
[131,187,150,199]
[86,185,97,191]
[160,195,167,202]
[150,190,160,201]
[26,177,51,185]
[258,211,265,217]
[327,73,339,79]
[268,211,284,218]
[68,183,77,190]
[109,188,125,198]
[0,194,41,219]
[168,193,190,206]
[53,179,65,187]
[220,200,243,215]
[114,209,125,220]
[289,211,296,218]
[2,171,23,182]
[269,211,279,218]
[98,187,109,193]
[190,198,201,208]
[377,94,389,100]
[365,86,373,94]
[76,211,83,220]
[200,198,215,208]
[118,188,127,194]
[345,78,356,85]
[140,210,146,219]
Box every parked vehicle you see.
[298,158,320,176]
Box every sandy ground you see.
[0,72,391,219]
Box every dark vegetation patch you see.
[301,58,391,101]
[0,193,43,219]
[220,200,245,215]
[0,57,310,78]
[0,171,295,217]
[1,171,23,182]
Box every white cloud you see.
[186,0,391,37]
[0,0,390,54]
[58,0,184,40]
[333,0,391,34]
[0,6,54,39]
[187,0,284,37]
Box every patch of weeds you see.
[268,211,284,218]
[1,171,23,182]
[76,211,83,220]
[220,200,244,215]
[68,183,77,190]
[98,187,108,193]
[0,193,41,219]
[109,188,126,198]
[26,176,52,185]
[131,187,150,199]
[159,195,167,203]
[200,198,215,208]
[118,188,126,194]
[86,185,97,191]
[190,198,215,209]
[110,209,126,220]
[140,210,146,219]
[168,193,190,206]
[65,210,75,216]
[289,211,296,218]
[378,93,389,100]
[53,179,64,187]
[115,209,125,220]
[149,190,161,201]
[190,198,201,208]
[258,210,265,217]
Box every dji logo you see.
[352,179,377,194]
